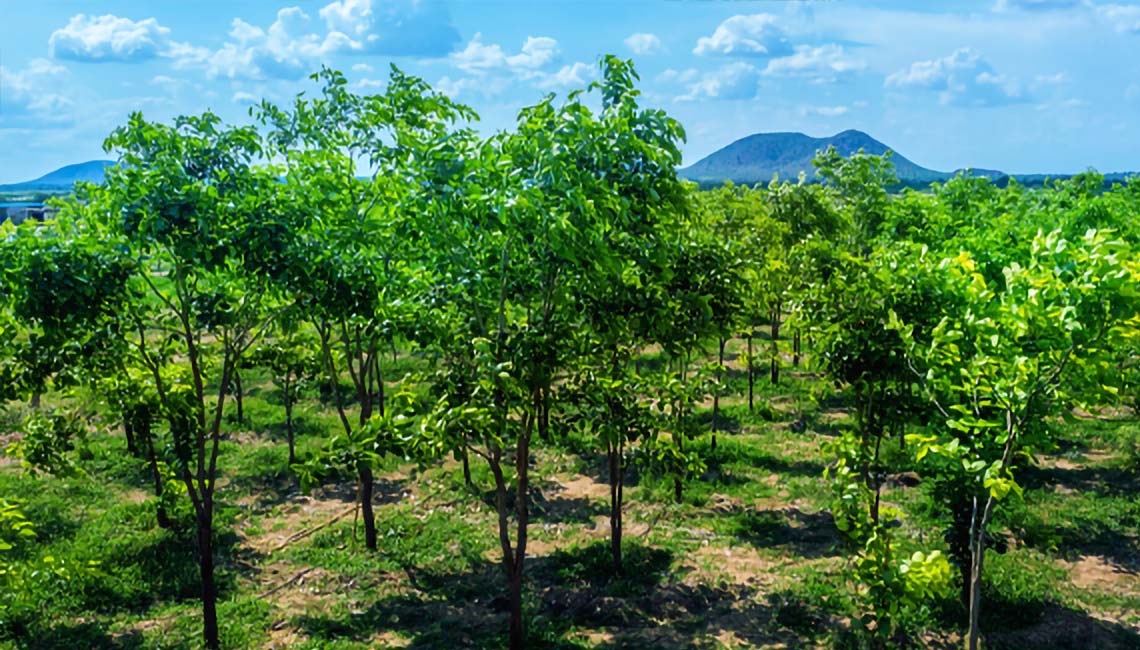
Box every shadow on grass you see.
[0,621,148,650]
[985,602,1140,650]
[725,507,839,559]
[293,540,812,649]
[481,487,609,526]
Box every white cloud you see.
[1098,4,1140,33]
[442,33,590,97]
[172,8,352,80]
[232,91,260,105]
[0,59,72,128]
[678,62,761,101]
[763,44,865,81]
[800,105,849,117]
[538,62,595,89]
[885,48,1028,107]
[657,68,699,84]
[693,14,792,57]
[50,14,171,63]
[319,0,460,56]
[451,33,561,74]
[625,32,664,55]
[508,37,560,69]
[352,63,374,73]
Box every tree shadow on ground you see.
[480,485,609,526]
[3,621,149,650]
[985,602,1140,650]
[1019,461,1140,498]
[721,506,839,559]
[293,540,817,649]
[694,409,743,434]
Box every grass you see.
[1,339,1139,649]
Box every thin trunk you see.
[747,334,754,412]
[711,337,725,452]
[539,385,551,443]
[770,306,781,385]
[508,569,524,650]
[793,331,801,367]
[461,435,472,487]
[234,371,244,426]
[285,396,296,466]
[141,417,170,530]
[359,464,377,551]
[609,436,624,575]
[509,407,533,650]
[197,501,219,650]
[30,392,41,410]
[967,494,995,650]
[124,420,139,457]
[674,355,687,504]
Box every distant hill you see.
[679,130,1004,187]
[0,160,116,192]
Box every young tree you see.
[428,55,688,648]
[88,111,293,650]
[896,230,1140,649]
[256,67,474,551]
[244,327,320,466]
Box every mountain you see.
[679,130,1003,187]
[0,160,116,192]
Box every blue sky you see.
[1,0,1138,183]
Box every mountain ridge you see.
[0,160,116,192]
[679,129,1004,186]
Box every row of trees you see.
[3,53,1140,649]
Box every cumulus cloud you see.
[319,0,460,56]
[763,44,865,81]
[678,62,761,101]
[0,59,72,128]
[231,91,260,105]
[800,105,849,117]
[657,68,699,84]
[1098,4,1140,33]
[172,7,352,80]
[625,33,664,55]
[451,33,561,74]
[169,0,461,81]
[693,14,792,57]
[885,48,1027,107]
[538,62,595,89]
[441,33,584,96]
[50,14,171,63]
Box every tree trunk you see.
[359,464,377,551]
[747,334,754,412]
[609,438,624,575]
[508,567,524,650]
[509,409,532,650]
[770,307,781,385]
[461,435,472,488]
[234,371,244,426]
[793,331,801,367]
[711,337,725,452]
[285,396,296,466]
[124,420,139,457]
[197,501,219,650]
[30,392,41,410]
[967,494,996,650]
[675,358,687,504]
[141,418,171,530]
